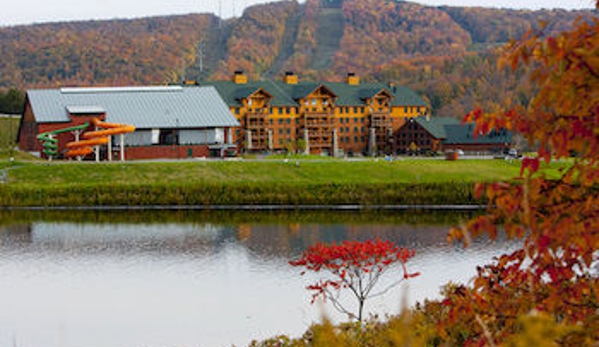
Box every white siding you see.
[123,130,153,146]
[180,129,224,145]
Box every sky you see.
[0,0,594,27]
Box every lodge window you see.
[286,119,291,124]
[354,127,358,132]
[311,99,317,106]
[279,129,283,135]
[354,136,358,142]
[158,129,179,145]
[270,119,273,125]
[340,108,344,114]
[353,107,358,113]
[248,100,253,106]
[279,119,283,125]
[286,129,290,134]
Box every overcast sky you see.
[0,0,594,27]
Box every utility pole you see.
[180,59,186,84]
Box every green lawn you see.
[4,159,524,187]
[0,157,567,207]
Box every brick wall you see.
[124,145,211,160]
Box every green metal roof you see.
[443,124,512,145]
[199,80,428,108]
[206,81,297,107]
[390,85,428,107]
[415,116,461,139]
[325,83,379,106]
[414,116,512,144]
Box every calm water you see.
[0,210,518,347]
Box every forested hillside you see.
[0,14,217,88]
[0,0,592,115]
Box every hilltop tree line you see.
[0,0,592,117]
[0,88,25,114]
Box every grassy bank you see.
[0,159,543,207]
[0,209,478,227]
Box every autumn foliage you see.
[289,238,418,322]
[248,7,599,347]
[441,16,599,347]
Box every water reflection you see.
[0,210,518,347]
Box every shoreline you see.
[0,204,486,211]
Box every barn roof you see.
[412,116,512,145]
[27,86,239,129]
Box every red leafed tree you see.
[440,14,599,346]
[289,239,419,322]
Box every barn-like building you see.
[18,86,239,160]
[394,116,512,155]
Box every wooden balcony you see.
[370,112,392,128]
[305,122,333,129]
[246,109,269,116]
[245,122,266,131]
[304,110,333,119]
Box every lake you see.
[0,210,518,347]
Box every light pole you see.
[176,118,180,160]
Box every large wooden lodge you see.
[200,72,429,156]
